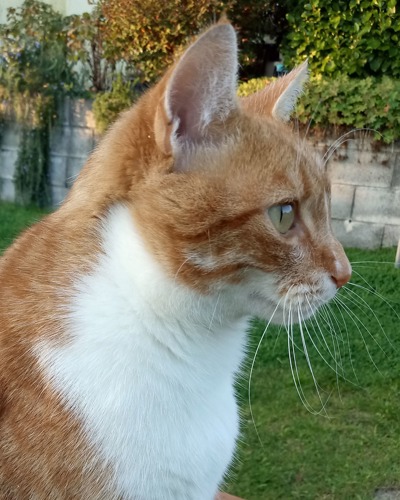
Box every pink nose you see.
[331,259,352,288]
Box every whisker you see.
[351,261,398,267]
[286,303,313,412]
[272,323,284,351]
[321,301,360,386]
[323,128,384,166]
[207,291,221,331]
[173,257,191,281]
[323,138,356,166]
[347,274,400,321]
[304,298,343,377]
[341,286,396,351]
[306,296,340,365]
[333,295,384,375]
[286,302,325,415]
[248,298,283,449]
[297,303,329,415]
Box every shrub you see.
[92,74,140,133]
[283,0,400,78]
[96,0,291,83]
[238,75,400,143]
[67,6,114,92]
[0,0,77,206]
[237,77,271,97]
[97,0,225,84]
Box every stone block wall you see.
[48,98,98,205]
[312,137,400,249]
[0,98,97,206]
[1,100,399,249]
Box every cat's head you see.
[131,22,351,324]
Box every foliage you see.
[283,0,400,78]
[13,97,52,206]
[92,74,140,133]
[67,5,114,92]
[238,75,400,143]
[85,0,291,132]
[297,75,400,143]
[0,0,74,95]
[96,0,290,83]
[97,0,227,84]
[0,0,76,206]
[94,75,271,134]
[237,77,271,97]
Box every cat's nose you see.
[331,257,352,289]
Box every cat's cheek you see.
[247,296,283,324]
[236,269,279,315]
[243,270,340,325]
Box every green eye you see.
[268,204,295,234]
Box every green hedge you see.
[92,75,139,133]
[282,0,400,79]
[238,75,400,143]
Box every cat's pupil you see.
[281,204,292,222]
[268,204,295,234]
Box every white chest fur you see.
[36,205,249,500]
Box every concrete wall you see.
[0,99,399,249]
[313,137,400,249]
[0,98,97,205]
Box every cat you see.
[0,21,351,500]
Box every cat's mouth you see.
[248,290,327,325]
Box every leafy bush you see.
[96,0,291,84]
[238,75,400,143]
[97,0,225,84]
[92,75,140,133]
[283,0,400,78]
[0,0,77,206]
[67,7,114,92]
[0,0,75,96]
[237,77,271,97]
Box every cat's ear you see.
[241,60,309,122]
[154,23,238,160]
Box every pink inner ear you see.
[163,23,239,153]
[169,70,205,144]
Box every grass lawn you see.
[1,201,399,499]
[0,201,48,253]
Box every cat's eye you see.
[268,203,295,234]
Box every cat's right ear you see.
[154,23,239,165]
[240,61,309,122]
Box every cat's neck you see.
[34,205,248,500]
[64,85,168,216]
[63,203,249,375]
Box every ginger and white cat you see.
[0,22,351,499]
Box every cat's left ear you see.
[241,60,309,122]
[154,23,238,161]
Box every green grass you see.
[0,201,48,253]
[228,248,400,499]
[1,202,399,499]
